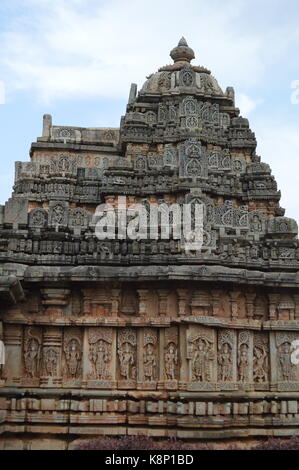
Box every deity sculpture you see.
[143,344,157,381]
[238,344,249,382]
[253,345,268,383]
[118,342,135,380]
[191,338,213,382]
[64,338,81,378]
[218,343,232,381]
[165,342,177,380]
[44,349,58,377]
[279,342,294,381]
[89,339,111,380]
[23,328,41,379]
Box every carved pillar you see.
[211,289,223,316]
[268,294,280,320]
[110,288,121,316]
[158,328,165,387]
[137,289,149,316]
[41,288,70,316]
[191,290,211,316]
[82,290,91,315]
[0,322,4,385]
[3,325,23,386]
[41,327,62,387]
[294,295,299,319]
[269,332,277,385]
[176,289,189,316]
[229,291,240,319]
[157,289,169,316]
[245,292,256,319]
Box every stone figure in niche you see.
[24,336,41,378]
[31,210,46,227]
[89,339,111,380]
[165,342,177,380]
[73,211,84,226]
[64,338,81,378]
[118,342,135,380]
[252,215,262,232]
[44,349,58,377]
[279,342,294,381]
[191,338,214,382]
[0,340,4,379]
[238,344,249,382]
[143,344,157,381]
[253,345,268,382]
[52,204,64,225]
[218,343,232,381]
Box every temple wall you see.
[1,282,299,447]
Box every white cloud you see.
[0,0,296,103]
[254,120,299,221]
[235,93,263,116]
[0,0,298,224]
[0,81,5,104]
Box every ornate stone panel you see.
[186,325,217,390]
[217,329,236,383]
[253,332,269,389]
[117,328,137,388]
[162,327,179,390]
[87,327,115,388]
[237,330,253,383]
[22,326,42,386]
[62,328,83,387]
[41,328,62,387]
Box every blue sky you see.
[0,0,299,221]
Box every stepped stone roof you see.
[0,38,298,284]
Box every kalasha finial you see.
[170,37,195,63]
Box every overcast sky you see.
[0,0,298,221]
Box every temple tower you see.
[0,39,299,449]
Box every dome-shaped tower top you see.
[170,37,195,63]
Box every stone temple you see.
[0,38,299,449]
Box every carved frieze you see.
[117,328,137,385]
[88,327,113,385]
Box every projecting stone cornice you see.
[0,275,25,304]
[4,263,296,288]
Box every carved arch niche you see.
[186,325,217,390]
[86,327,116,389]
[62,327,83,387]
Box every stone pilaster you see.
[268,294,280,320]
[137,289,149,316]
[293,295,299,319]
[110,288,121,316]
[229,291,240,319]
[40,327,62,387]
[211,289,223,316]
[157,289,169,316]
[4,324,23,386]
[245,292,256,319]
[176,288,189,316]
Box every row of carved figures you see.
[2,327,295,384]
